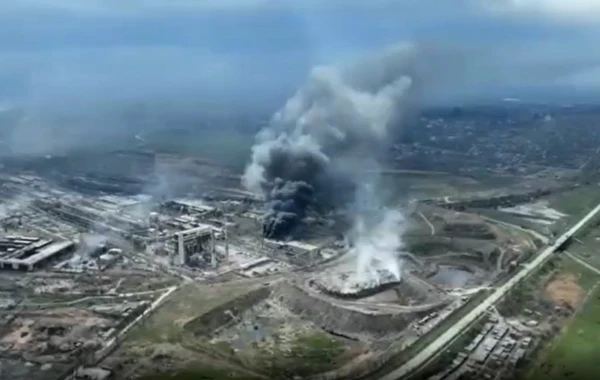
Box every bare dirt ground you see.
[545,274,584,308]
[103,279,270,379]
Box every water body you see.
[430,265,474,288]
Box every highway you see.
[379,202,600,380]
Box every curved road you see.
[378,202,600,380]
[418,212,436,236]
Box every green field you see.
[139,368,261,380]
[499,255,599,317]
[145,128,254,171]
[379,173,523,205]
[547,184,600,220]
[567,233,600,272]
[110,281,268,380]
[258,332,347,378]
[525,283,600,380]
[522,254,600,380]
[127,281,264,345]
[112,280,355,380]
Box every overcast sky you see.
[2,0,600,105]
[2,0,600,155]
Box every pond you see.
[429,265,474,288]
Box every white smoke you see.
[242,44,414,285]
[352,209,405,283]
[0,196,33,219]
[243,44,416,194]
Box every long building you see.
[0,236,75,270]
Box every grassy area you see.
[547,184,600,220]
[145,129,253,172]
[380,173,522,203]
[126,281,260,345]
[516,251,600,380]
[259,332,347,378]
[139,367,261,380]
[498,256,598,317]
[559,256,599,289]
[475,208,552,236]
[119,280,357,379]
[108,281,268,380]
[524,283,600,380]
[566,224,600,270]
[536,184,600,237]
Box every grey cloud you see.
[3,47,234,101]
[481,0,600,22]
[2,0,600,160]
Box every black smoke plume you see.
[243,44,417,239]
[263,179,313,238]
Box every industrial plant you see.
[3,10,600,380]
[0,144,558,380]
[3,61,600,380]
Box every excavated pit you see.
[184,286,271,336]
[428,265,476,288]
[274,281,441,338]
[183,279,443,343]
[420,258,490,289]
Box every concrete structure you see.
[0,236,75,270]
[223,227,229,260]
[429,317,533,380]
[174,225,215,266]
[164,199,217,217]
[34,199,148,237]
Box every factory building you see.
[34,199,149,238]
[172,225,216,266]
[163,199,217,217]
[0,236,75,271]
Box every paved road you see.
[378,202,600,380]
[565,251,600,276]
[418,212,436,236]
[480,215,550,244]
[21,286,174,308]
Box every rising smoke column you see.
[242,44,417,240]
[350,197,407,283]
